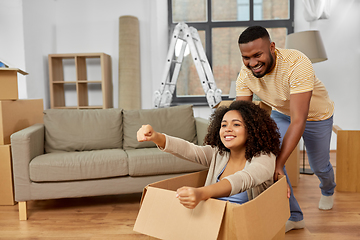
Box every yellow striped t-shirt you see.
[236,48,334,121]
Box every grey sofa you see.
[10,105,208,220]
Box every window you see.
[168,0,294,105]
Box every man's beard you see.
[251,51,274,78]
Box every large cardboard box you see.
[134,170,290,240]
[0,145,15,205]
[0,99,44,145]
[0,68,28,100]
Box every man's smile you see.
[251,63,263,73]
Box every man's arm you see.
[274,91,312,180]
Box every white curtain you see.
[302,0,331,22]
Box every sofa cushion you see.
[44,109,123,153]
[123,105,197,150]
[126,148,208,176]
[29,149,128,182]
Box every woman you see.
[137,100,280,209]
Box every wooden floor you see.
[1,152,360,239]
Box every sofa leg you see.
[19,201,27,220]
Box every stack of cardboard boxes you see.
[0,68,44,205]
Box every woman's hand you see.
[136,124,166,148]
[176,186,204,209]
[137,124,155,142]
[176,179,232,209]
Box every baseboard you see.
[300,150,336,153]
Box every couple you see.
[138,26,335,233]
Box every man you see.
[235,26,336,232]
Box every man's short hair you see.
[238,26,271,44]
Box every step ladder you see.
[154,22,222,108]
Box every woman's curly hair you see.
[204,100,281,161]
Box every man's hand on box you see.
[274,167,291,198]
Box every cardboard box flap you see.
[149,170,208,190]
[140,170,208,205]
[0,58,28,75]
[134,186,227,240]
[0,68,28,75]
[213,100,233,108]
[213,100,272,115]
[231,175,289,239]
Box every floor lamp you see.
[285,30,328,175]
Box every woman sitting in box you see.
[137,100,281,209]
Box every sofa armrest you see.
[10,123,45,201]
[195,117,209,146]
